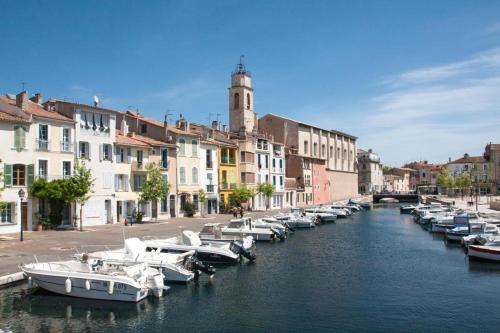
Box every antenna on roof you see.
[21,81,26,91]
[165,110,173,124]
[93,95,100,107]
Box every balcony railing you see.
[35,174,70,181]
[221,156,236,165]
[221,183,237,190]
[206,184,215,193]
[60,141,73,152]
[36,139,50,151]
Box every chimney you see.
[368,148,372,153]
[120,119,129,136]
[16,91,28,110]
[30,93,43,104]
[464,153,469,158]
[211,120,220,131]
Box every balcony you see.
[36,139,50,151]
[60,141,73,153]
[221,156,236,165]
[221,183,237,190]
[206,184,215,193]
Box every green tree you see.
[139,163,169,221]
[30,178,68,226]
[257,182,275,210]
[198,189,207,217]
[437,168,454,194]
[228,186,254,208]
[66,160,95,231]
[455,173,472,199]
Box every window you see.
[13,125,27,149]
[160,148,168,168]
[206,149,213,168]
[222,170,228,188]
[179,138,186,156]
[162,174,169,187]
[137,150,143,165]
[273,176,276,186]
[321,144,326,157]
[343,149,347,160]
[102,144,112,161]
[192,167,198,184]
[247,93,251,109]
[313,143,318,156]
[61,128,71,152]
[272,158,276,169]
[304,141,309,155]
[330,146,333,158]
[337,147,340,158]
[63,161,71,178]
[193,194,199,211]
[79,142,90,159]
[180,167,186,184]
[38,160,48,179]
[279,159,283,171]
[133,175,146,191]
[140,124,147,134]
[80,111,110,132]
[115,146,126,163]
[280,176,283,186]
[234,93,240,109]
[265,155,269,169]
[13,164,26,186]
[191,140,198,157]
[0,204,13,224]
[38,124,49,150]
[115,174,129,191]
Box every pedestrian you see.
[239,206,244,218]
[233,207,238,218]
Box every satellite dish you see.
[93,95,99,105]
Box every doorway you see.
[169,195,176,218]
[104,200,112,224]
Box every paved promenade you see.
[431,195,500,216]
[0,210,284,281]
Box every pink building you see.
[312,160,330,204]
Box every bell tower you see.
[229,55,257,134]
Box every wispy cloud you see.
[484,22,500,35]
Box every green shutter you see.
[27,164,34,186]
[3,164,12,188]
[20,127,26,149]
[13,126,20,148]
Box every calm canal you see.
[1,206,500,332]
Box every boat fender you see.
[108,281,114,294]
[65,278,72,293]
[27,276,33,289]
[85,280,91,291]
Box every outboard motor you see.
[284,223,295,233]
[189,253,216,279]
[270,227,286,241]
[230,241,256,261]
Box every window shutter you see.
[27,164,35,186]
[3,164,12,188]
[87,143,91,160]
[124,175,129,191]
[13,127,20,148]
[115,175,119,191]
[99,144,103,161]
[127,147,132,164]
[115,145,120,161]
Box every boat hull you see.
[24,272,147,302]
[468,245,500,262]
[221,230,274,241]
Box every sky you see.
[1,0,500,165]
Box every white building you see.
[49,99,117,226]
[357,149,383,194]
[270,142,285,209]
[199,140,219,214]
[255,137,271,210]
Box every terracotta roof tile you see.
[115,130,150,147]
[0,95,73,122]
[0,97,31,123]
[449,155,486,164]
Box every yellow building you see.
[219,144,239,204]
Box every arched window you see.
[191,140,198,157]
[179,138,185,156]
[246,93,251,109]
[330,146,333,158]
[304,141,309,155]
[234,93,240,109]
[179,167,186,184]
[321,144,325,157]
[192,167,198,184]
[313,143,318,156]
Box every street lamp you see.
[18,188,25,242]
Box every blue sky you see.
[1,0,500,165]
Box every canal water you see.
[1,206,500,332]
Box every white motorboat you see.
[304,208,339,221]
[348,199,371,210]
[144,230,255,264]
[21,258,166,302]
[445,222,499,242]
[379,197,399,203]
[198,223,256,247]
[253,218,288,236]
[327,205,354,216]
[468,241,500,262]
[221,218,280,241]
[273,213,316,228]
[86,238,215,283]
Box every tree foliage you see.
[198,189,207,217]
[139,163,169,203]
[228,186,254,208]
[257,182,275,210]
[437,168,454,189]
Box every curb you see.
[0,272,25,288]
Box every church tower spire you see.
[229,55,257,134]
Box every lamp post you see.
[18,188,25,242]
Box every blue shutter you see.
[127,147,132,164]
[115,145,120,162]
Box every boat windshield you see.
[200,226,214,234]
[227,221,244,229]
